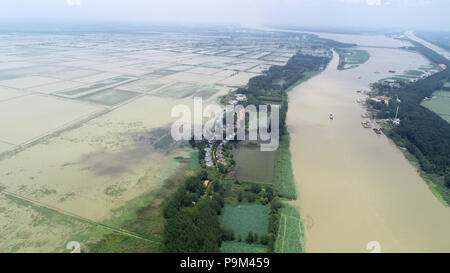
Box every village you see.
[199,93,248,169]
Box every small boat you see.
[373,128,382,135]
[361,121,371,128]
[329,113,334,120]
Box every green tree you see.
[250,184,261,194]
[246,232,255,244]
[260,234,271,245]
[237,191,243,202]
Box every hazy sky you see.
[1,0,449,30]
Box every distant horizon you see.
[0,19,447,35]
[1,0,449,31]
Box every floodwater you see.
[287,35,450,252]
[233,146,275,184]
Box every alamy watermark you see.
[170,97,279,151]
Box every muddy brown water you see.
[287,37,450,252]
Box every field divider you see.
[282,216,287,253]
[0,139,17,146]
[0,189,158,244]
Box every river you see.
[287,34,450,252]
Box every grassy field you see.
[337,49,370,70]
[421,91,450,123]
[116,77,168,93]
[189,149,200,170]
[0,193,106,253]
[275,204,304,253]
[153,82,218,99]
[233,146,275,185]
[419,65,438,72]
[433,90,450,97]
[79,89,140,106]
[221,204,269,238]
[443,81,450,90]
[58,77,135,97]
[404,70,425,76]
[220,241,267,253]
[273,134,296,200]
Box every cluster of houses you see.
[369,95,401,106]
[204,145,214,167]
[228,93,248,106]
[381,80,402,89]
[216,143,227,166]
[369,95,392,105]
[202,104,247,168]
[203,141,227,168]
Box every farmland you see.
[0,94,102,145]
[421,90,450,123]
[221,204,270,238]
[379,64,441,85]
[0,26,307,252]
[79,89,141,106]
[220,241,267,253]
[275,204,304,253]
[233,146,276,185]
[273,134,296,200]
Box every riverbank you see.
[379,112,450,207]
[396,143,450,206]
[366,39,450,207]
[287,40,450,252]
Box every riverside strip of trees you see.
[162,46,334,253]
[372,41,450,188]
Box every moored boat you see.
[373,128,382,135]
[361,121,371,128]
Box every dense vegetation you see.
[335,48,370,70]
[372,42,450,194]
[407,40,450,66]
[162,170,225,252]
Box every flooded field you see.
[287,34,450,252]
[0,29,299,252]
[233,146,276,184]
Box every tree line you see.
[374,42,450,185]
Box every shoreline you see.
[286,44,450,252]
[275,67,329,252]
[381,124,450,207]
